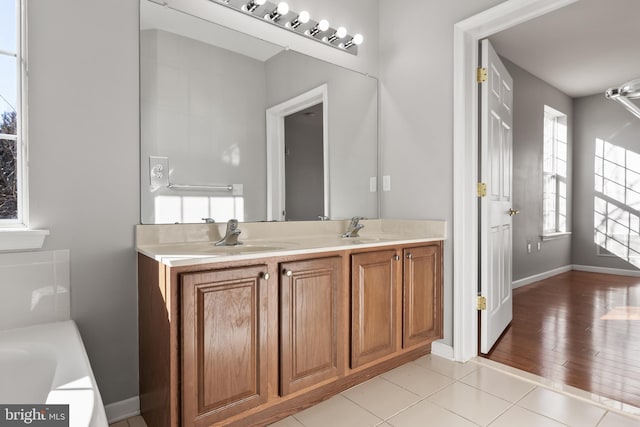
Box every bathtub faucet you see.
[342,216,364,238]
[215,219,242,246]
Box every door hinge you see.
[477,182,487,198]
[477,296,487,311]
[477,67,487,83]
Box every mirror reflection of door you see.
[284,103,324,221]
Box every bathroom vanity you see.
[136,219,446,427]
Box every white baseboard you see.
[512,265,572,289]
[572,264,640,277]
[431,341,454,360]
[104,396,140,424]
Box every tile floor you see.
[110,355,640,427]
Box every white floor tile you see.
[427,382,511,426]
[381,361,455,397]
[293,394,382,427]
[488,406,568,427]
[517,388,606,427]
[342,377,422,420]
[126,416,148,427]
[597,411,640,427]
[413,354,479,379]
[460,366,536,402]
[268,416,305,427]
[387,400,479,427]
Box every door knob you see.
[260,272,270,280]
[508,208,520,217]
[283,269,293,277]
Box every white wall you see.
[378,0,506,346]
[27,0,139,406]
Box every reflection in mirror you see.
[140,0,378,224]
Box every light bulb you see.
[325,26,348,43]
[341,33,364,49]
[318,19,330,32]
[288,10,310,29]
[244,0,266,13]
[277,2,289,15]
[298,10,310,24]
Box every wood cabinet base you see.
[138,241,443,427]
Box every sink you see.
[202,243,289,254]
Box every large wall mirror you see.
[140,0,379,224]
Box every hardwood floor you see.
[484,270,640,408]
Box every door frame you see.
[452,0,579,362]
[266,84,330,221]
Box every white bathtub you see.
[0,320,108,427]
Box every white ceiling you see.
[489,0,640,98]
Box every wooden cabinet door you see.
[280,257,342,395]
[351,250,401,368]
[402,243,443,348]
[181,265,269,427]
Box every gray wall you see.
[27,0,139,406]
[378,0,506,347]
[572,94,640,271]
[502,58,573,281]
[265,50,378,220]
[140,29,267,223]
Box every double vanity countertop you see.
[137,219,447,267]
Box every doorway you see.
[452,0,580,361]
[266,84,329,221]
[284,103,324,221]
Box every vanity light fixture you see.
[341,33,364,49]
[207,0,363,55]
[307,19,330,37]
[287,10,310,29]
[243,0,266,13]
[265,2,289,22]
[324,26,347,43]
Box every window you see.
[542,105,568,235]
[0,0,24,226]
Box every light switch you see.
[369,177,377,193]
[383,175,391,192]
[527,243,532,254]
[537,242,542,252]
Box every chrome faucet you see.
[215,219,242,246]
[342,216,364,238]
[202,217,215,224]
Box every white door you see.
[479,39,515,354]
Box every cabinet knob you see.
[260,272,270,280]
[406,253,413,259]
[393,255,400,261]
[284,269,293,277]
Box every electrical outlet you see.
[149,156,169,191]
[537,242,542,251]
[527,243,532,254]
